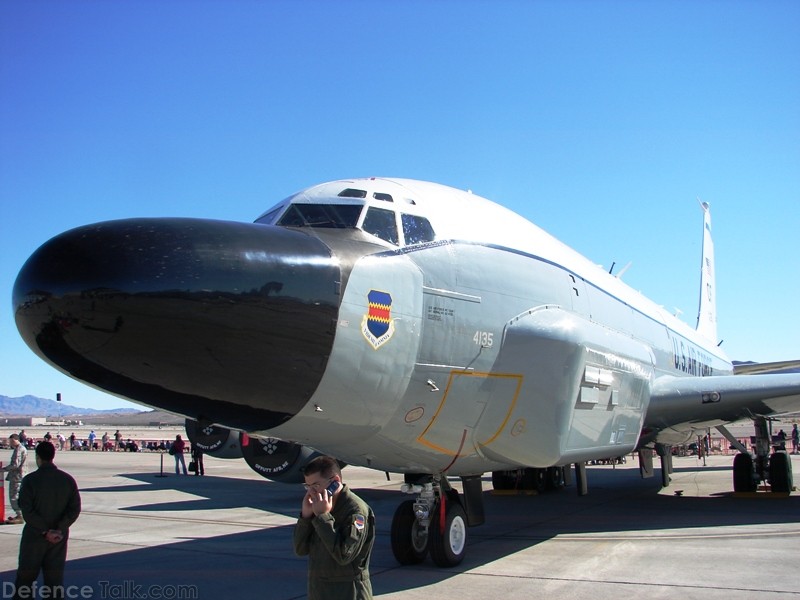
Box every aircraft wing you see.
[645,373,800,437]
[733,360,800,375]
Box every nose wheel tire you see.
[391,499,429,565]
[429,500,468,567]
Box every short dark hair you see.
[303,455,342,480]
[36,441,56,462]
[8,433,19,441]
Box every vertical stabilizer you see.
[696,201,717,343]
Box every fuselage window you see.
[277,203,362,228]
[362,207,399,245]
[402,214,436,244]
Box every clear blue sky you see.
[1,1,798,410]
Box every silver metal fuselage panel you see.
[270,238,717,475]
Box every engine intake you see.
[240,433,321,484]
[184,419,242,459]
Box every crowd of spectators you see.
[0,429,187,454]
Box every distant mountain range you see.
[0,395,142,417]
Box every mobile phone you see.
[326,480,341,496]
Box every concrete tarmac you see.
[1,450,799,599]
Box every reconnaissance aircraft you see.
[13,178,800,567]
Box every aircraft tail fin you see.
[695,201,717,343]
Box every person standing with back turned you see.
[14,441,81,600]
[171,435,188,475]
[293,456,375,600]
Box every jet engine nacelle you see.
[240,433,322,484]
[184,419,242,459]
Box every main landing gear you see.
[718,417,794,493]
[390,473,484,567]
[641,418,794,495]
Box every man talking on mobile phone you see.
[293,455,375,600]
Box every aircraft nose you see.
[13,218,340,430]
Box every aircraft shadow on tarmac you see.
[2,466,799,599]
[80,471,304,514]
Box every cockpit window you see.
[362,207,399,245]
[277,203,362,228]
[338,188,367,198]
[402,214,436,244]
[255,206,284,225]
[260,195,436,248]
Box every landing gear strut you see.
[390,473,483,567]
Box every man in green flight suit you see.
[293,455,375,600]
[13,441,81,600]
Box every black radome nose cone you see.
[13,218,340,430]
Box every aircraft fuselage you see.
[268,226,730,475]
[13,178,731,477]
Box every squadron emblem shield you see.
[362,290,395,349]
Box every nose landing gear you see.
[390,474,474,567]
